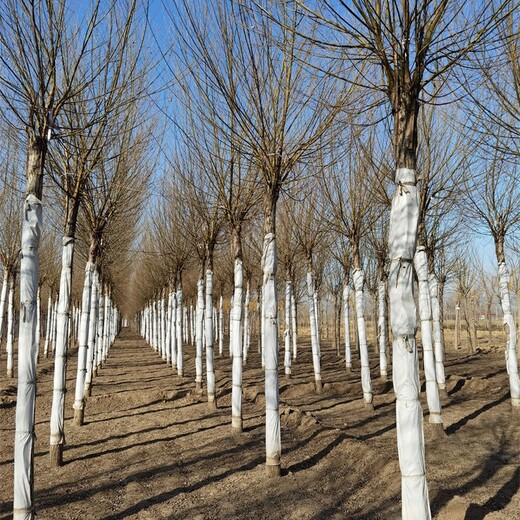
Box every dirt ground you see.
[1,327,519,520]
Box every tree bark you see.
[0,269,8,343]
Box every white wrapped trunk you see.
[0,270,7,343]
[13,194,42,519]
[498,261,520,407]
[171,292,177,368]
[307,270,322,389]
[49,237,74,461]
[166,290,172,364]
[229,295,234,358]
[353,268,373,405]
[428,273,446,390]
[291,289,297,360]
[263,233,280,474]
[72,262,93,423]
[96,289,104,369]
[243,281,250,363]
[205,270,216,404]
[160,297,166,360]
[6,277,15,377]
[378,280,388,378]
[388,168,430,519]
[43,295,52,358]
[343,284,352,369]
[231,259,244,430]
[218,295,224,356]
[85,271,99,394]
[284,280,292,376]
[36,286,41,361]
[51,300,58,355]
[176,288,183,375]
[414,248,442,425]
[195,278,204,389]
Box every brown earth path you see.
[0,328,519,519]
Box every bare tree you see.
[290,2,512,514]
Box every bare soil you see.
[1,328,519,519]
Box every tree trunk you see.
[284,280,292,377]
[414,248,444,434]
[378,280,388,380]
[263,231,280,477]
[497,257,520,409]
[195,275,204,393]
[353,268,373,408]
[44,295,52,358]
[388,167,430,519]
[307,267,322,393]
[243,279,251,364]
[0,269,8,344]
[429,273,446,395]
[218,293,224,356]
[205,266,216,408]
[72,262,93,426]
[343,283,352,370]
[176,283,183,376]
[6,274,15,378]
[84,269,99,397]
[455,303,461,349]
[14,131,46,519]
[291,288,297,360]
[49,236,75,467]
[231,258,244,430]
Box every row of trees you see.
[1,1,519,519]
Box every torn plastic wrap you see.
[388,168,431,519]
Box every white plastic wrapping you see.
[195,277,204,388]
[232,259,243,429]
[307,270,322,388]
[498,261,520,406]
[166,289,172,364]
[176,287,183,375]
[6,277,15,377]
[13,194,42,519]
[0,270,7,343]
[343,283,352,369]
[353,268,373,404]
[388,168,430,519]
[43,295,52,357]
[284,280,292,376]
[218,295,223,356]
[414,248,442,424]
[72,262,93,419]
[428,273,446,389]
[49,236,74,452]
[243,281,250,363]
[205,269,216,403]
[291,290,297,360]
[262,233,280,470]
[84,270,99,395]
[171,292,177,367]
[378,280,388,377]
